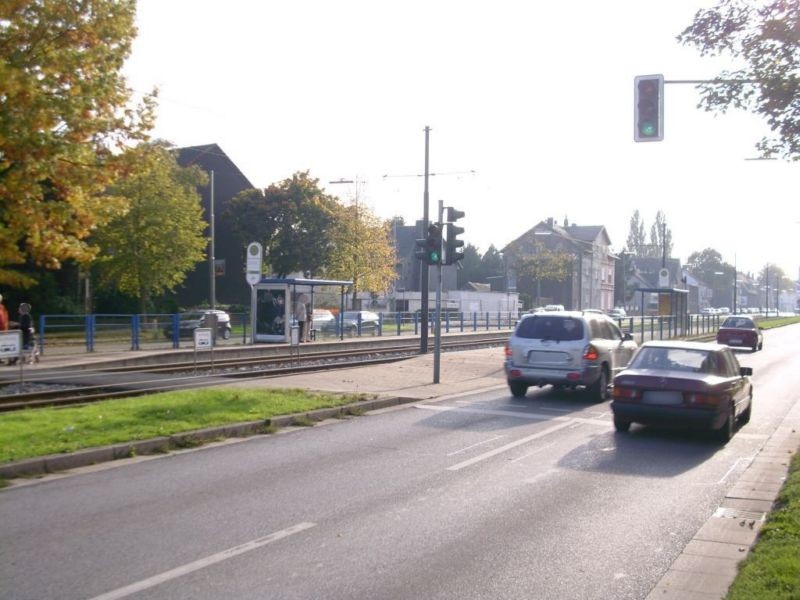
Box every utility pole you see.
[209,170,216,311]
[421,127,430,353]
[433,200,444,383]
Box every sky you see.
[124,0,800,280]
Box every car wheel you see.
[509,381,528,398]
[715,401,735,443]
[613,416,631,433]
[589,367,609,402]
[758,341,763,350]
[221,327,231,340]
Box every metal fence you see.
[30,311,727,356]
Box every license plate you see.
[729,338,742,344]
[643,391,683,405]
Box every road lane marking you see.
[510,441,557,463]
[415,403,557,422]
[415,403,610,430]
[718,456,755,484]
[447,434,507,456]
[447,421,576,471]
[87,522,316,600]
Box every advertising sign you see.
[194,328,213,350]
[254,286,289,343]
[0,330,21,359]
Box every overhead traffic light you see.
[634,74,664,142]
[444,207,465,265]
[425,223,443,265]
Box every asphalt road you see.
[2,326,798,600]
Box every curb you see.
[0,395,416,480]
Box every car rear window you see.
[630,347,713,373]
[722,317,754,328]
[515,316,584,341]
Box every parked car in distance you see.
[311,309,337,335]
[504,311,638,401]
[544,304,565,312]
[341,310,381,335]
[163,309,232,340]
[716,315,763,352]
[700,307,717,315]
[611,340,753,442]
[608,307,627,319]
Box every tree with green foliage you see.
[513,243,572,307]
[679,0,800,158]
[625,210,673,259]
[758,262,788,311]
[92,143,208,313]
[456,244,483,289]
[626,210,647,254]
[0,0,156,288]
[686,247,737,307]
[224,172,339,278]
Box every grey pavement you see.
[2,346,799,599]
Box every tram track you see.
[0,334,508,411]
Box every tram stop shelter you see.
[251,277,353,343]
[633,287,689,343]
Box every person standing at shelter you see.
[0,294,8,332]
[305,300,313,342]
[18,302,33,349]
[294,295,307,343]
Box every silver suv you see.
[504,311,637,401]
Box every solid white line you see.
[447,421,576,471]
[87,522,316,600]
[446,434,506,456]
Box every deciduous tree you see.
[0,0,156,287]
[92,143,208,313]
[679,0,800,158]
[326,201,397,304]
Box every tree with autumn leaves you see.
[0,0,156,288]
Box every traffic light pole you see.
[433,200,444,383]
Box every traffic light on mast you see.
[425,223,443,265]
[634,74,664,142]
[444,207,465,265]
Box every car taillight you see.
[583,344,599,361]
[612,386,639,400]
[686,393,720,407]
[504,342,512,357]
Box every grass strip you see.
[727,451,800,600]
[0,387,370,464]
[757,316,800,330]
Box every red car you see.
[716,316,763,352]
[611,341,753,442]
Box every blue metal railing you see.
[30,310,734,356]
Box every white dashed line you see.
[86,522,316,600]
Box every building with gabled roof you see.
[503,218,616,311]
[175,144,256,307]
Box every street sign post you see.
[246,242,263,285]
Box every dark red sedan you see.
[716,315,763,352]
[611,341,753,442]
